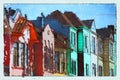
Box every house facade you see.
[82,19,98,76]
[64,12,91,76]
[97,34,104,76]
[4,8,38,76]
[42,24,55,76]
[97,25,116,76]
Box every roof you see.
[31,17,42,28]
[47,10,73,26]
[55,32,68,49]
[82,19,94,29]
[11,16,39,43]
[64,12,85,27]
[96,25,114,38]
[12,16,27,34]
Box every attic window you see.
[47,30,50,35]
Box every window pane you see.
[86,64,89,76]
[55,52,60,72]
[20,43,25,67]
[92,37,95,54]
[13,42,19,66]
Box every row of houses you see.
[3,8,116,76]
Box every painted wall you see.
[34,38,43,76]
[113,34,117,76]
[90,22,98,76]
[77,26,91,76]
[69,27,77,76]
[109,62,115,76]
[10,29,30,76]
[98,57,104,76]
[42,24,54,76]
[83,28,91,76]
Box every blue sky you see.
[4,4,116,29]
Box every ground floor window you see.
[86,64,89,76]
[110,68,114,76]
[54,51,66,73]
[98,65,103,76]
[92,63,96,76]
[13,42,26,67]
[44,46,53,72]
[71,60,76,75]
[55,52,60,72]
[61,53,66,73]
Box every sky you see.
[4,4,116,29]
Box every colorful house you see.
[97,25,116,76]
[82,19,98,76]
[43,10,78,76]
[64,12,91,76]
[4,8,38,76]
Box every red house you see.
[4,8,38,76]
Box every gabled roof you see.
[82,19,94,29]
[47,10,73,26]
[12,16,27,34]
[64,12,85,27]
[11,16,39,43]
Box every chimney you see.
[41,12,45,27]
[24,14,27,19]
[108,25,114,34]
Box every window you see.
[20,43,25,67]
[71,32,76,46]
[92,36,95,54]
[86,64,89,76]
[44,42,53,72]
[61,53,65,73]
[85,36,88,49]
[98,66,103,76]
[109,43,113,60]
[54,52,66,73]
[13,43,25,67]
[98,41,103,54]
[55,52,60,72]
[13,43,19,66]
[26,44,29,67]
[71,60,76,75]
[110,68,114,76]
[92,63,96,76]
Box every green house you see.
[64,12,91,76]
